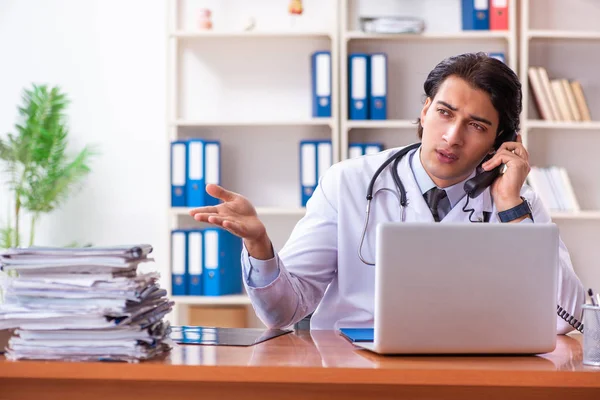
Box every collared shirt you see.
[409,148,476,220]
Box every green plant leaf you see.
[1,83,96,246]
[0,225,15,250]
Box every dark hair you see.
[416,52,522,149]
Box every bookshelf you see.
[171,31,333,39]
[519,0,600,293]
[165,0,600,328]
[170,207,307,217]
[173,119,334,127]
[166,0,338,327]
[339,0,518,160]
[527,30,600,40]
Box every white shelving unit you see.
[165,0,600,327]
[167,0,338,327]
[527,30,600,40]
[173,119,334,127]
[171,207,306,217]
[345,30,512,41]
[173,295,252,306]
[171,31,333,39]
[519,0,600,292]
[339,0,518,160]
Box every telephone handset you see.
[463,130,519,198]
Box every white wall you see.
[0,1,169,285]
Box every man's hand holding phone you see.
[481,133,531,213]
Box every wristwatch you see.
[497,196,534,223]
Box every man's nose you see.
[442,123,464,146]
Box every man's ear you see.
[420,97,432,124]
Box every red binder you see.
[490,0,508,30]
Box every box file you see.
[171,229,188,296]
[369,53,387,120]
[203,228,243,296]
[461,0,490,30]
[171,141,187,207]
[187,230,203,296]
[349,54,370,120]
[311,51,332,118]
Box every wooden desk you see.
[1,331,599,400]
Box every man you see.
[189,53,584,333]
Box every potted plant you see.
[0,84,96,249]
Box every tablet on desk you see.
[339,328,374,343]
[170,326,292,346]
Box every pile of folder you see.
[0,245,173,363]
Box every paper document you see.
[0,244,172,362]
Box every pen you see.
[588,288,599,307]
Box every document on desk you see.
[0,245,173,363]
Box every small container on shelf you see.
[197,8,213,31]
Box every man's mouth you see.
[436,149,459,163]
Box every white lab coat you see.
[242,147,585,333]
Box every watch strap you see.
[497,196,533,223]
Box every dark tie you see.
[424,187,447,222]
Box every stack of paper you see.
[0,245,173,363]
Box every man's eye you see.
[437,109,450,116]
[471,123,484,131]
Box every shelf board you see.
[174,119,333,127]
[526,120,600,130]
[172,207,306,217]
[550,211,600,220]
[172,295,252,306]
[345,30,510,41]
[346,119,418,129]
[172,31,332,39]
[528,30,600,40]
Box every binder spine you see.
[311,51,332,118]
[186,139,205,207]
[225,231,243,295]
[204,141,221,207]
[349,54,370,120]
[461,0,490,31]
[171,141,187,207]
[187,230,203,296]
[300,141,317,206]
[202,228,243,296]
[316,140,332,182]
[369,53,387,120]
[364,143,383,155]
[348,143,364,159]
[171,229,188,296]
[203,229,220,296]
[490,0,508,31]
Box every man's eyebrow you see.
[436,100,458,111]
[436,100,493,126]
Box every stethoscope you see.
[358,142,421,266]
[357,142,490,266]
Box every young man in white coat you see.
[189,52,585,333]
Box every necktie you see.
[424,187,447,222]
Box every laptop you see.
[354,222,559,355]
